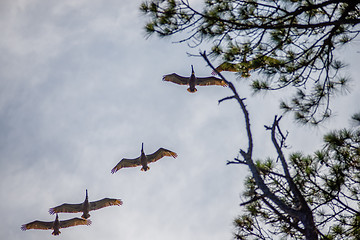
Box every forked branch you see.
[200,51,318,239]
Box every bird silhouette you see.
[21,213,91,235]
[111,143,178,173]
[163,65,227,92]
[49,189,123,219]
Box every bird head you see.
[191,65,194,75]
[141,143,144,154]
[85,189,88,201]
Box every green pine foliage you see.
[233,114,360,239]
[140,1,360,239]
[140,0,360,124]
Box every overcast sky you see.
[0,1,359,240]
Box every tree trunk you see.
[302,211,318,240]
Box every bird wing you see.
[21,220,53,231]
[211,62,238,75]
[49,203,83,215]
[146,148,178,164]
[111,157,141,173]
[196,76,228,87]
[89,198,123,211]
[163,73,189,85]
[59,218,91,229]
[211,61,251,77]
[212,56,283,76]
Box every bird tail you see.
[52,230,61,235]
[82,213,91,219]
[187,87,197,93]
[141,166,150,171]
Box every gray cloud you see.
[1,1,359,240]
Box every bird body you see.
[140,143,149,171]
[188,66,197,92]
[49,190,123,219]
[163,65,227,92]
[21,214,91,235]
[111,143,178,173]
[82,189,90,219]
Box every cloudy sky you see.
[0,1,359,240]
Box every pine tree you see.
[232,113,360,239]
[140,1,360,239]
[140,0,360,124]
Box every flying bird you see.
[111,143,178,173]
[163,65,227,92]
[49,189,123,219]
[21,214,91,235]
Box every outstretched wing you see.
[21,220,53,231]
[212,56,283,77]
[90,198,123,211]
[211,62,238,75]
[163,73,189,85]
[146,148,178,164]
[49,203,83,215]
[59,218,91,229]
[196,76,228,87]
[111,157,141,174]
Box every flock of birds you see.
[21,190,122,235]
[21,66,227,236]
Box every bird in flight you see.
[163,65,227,92]
[21,213,91,235]
[49,189,123,219]
[111,143,177,173]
